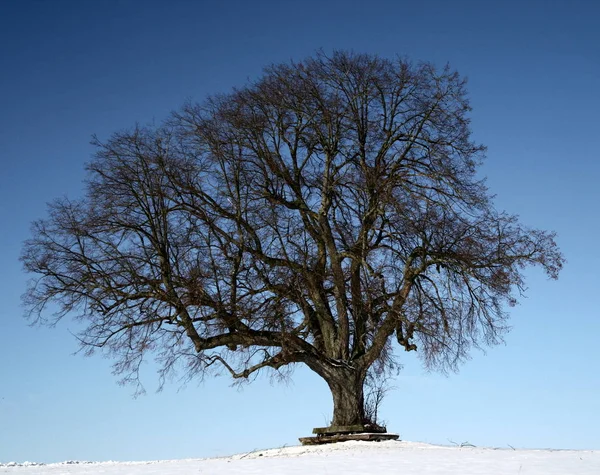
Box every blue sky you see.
[1,0,599,463]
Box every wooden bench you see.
[312,424,387,436]
[299,424,399,445]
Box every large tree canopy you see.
[22,51,563,428]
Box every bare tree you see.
[22,51,563,429]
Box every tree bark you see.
[324,367,367,427]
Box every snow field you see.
[1,441,599,474]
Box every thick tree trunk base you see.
[299,432,399,445]
[322,368,368,428]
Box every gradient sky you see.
[1,0,599,464]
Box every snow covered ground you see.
[2,441,599,474]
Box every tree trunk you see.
[324,367,367,427]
